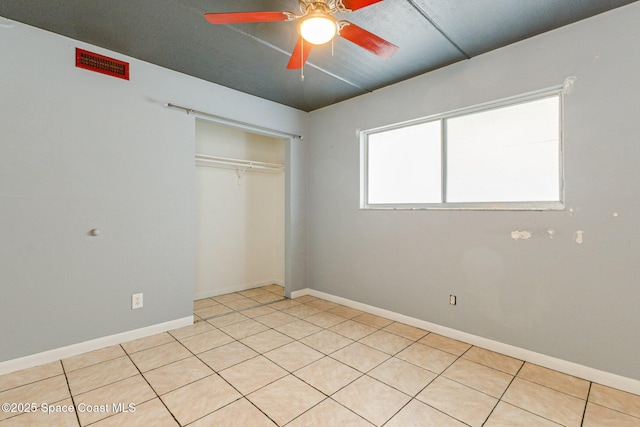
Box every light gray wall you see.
[0,19,307,362]
[307,3,640,380]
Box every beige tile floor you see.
[1,284,640,426]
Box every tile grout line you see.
[66,349,156,426]
[195,290,284,319]
[174,353,235,425]
[406,347,471,427]
[320,327,531,426]
[193,313,313,425]
[271,342,366,425]
[477,358,581,426]
[480,357,523,426]
[312,316,478,425]
[177,294,307,425]
[200,295,399,426]
[325,396,373,426]
[163,325,255,426]
[580,381,592,427]
[123,343,183,427]
[286,319,422,426]
[580,380,640,423]
[585,401,640,421]
[59,360,82,427]
[515,375,591,400]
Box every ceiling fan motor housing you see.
[298,9,338,45]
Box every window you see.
[361,89,563,210]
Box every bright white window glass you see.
[446,96,560,202]
[367,121,441,204]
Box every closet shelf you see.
[195,154,284,173]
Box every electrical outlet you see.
[132,293,143,310]
[449,294,457,305]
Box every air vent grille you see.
[75,48,129,80]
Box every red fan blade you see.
[339,22,398,59]
[341,0,384,11]
[204,11,290,24]
[287,37,313,69]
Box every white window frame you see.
[360,87,565,210]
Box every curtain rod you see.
[165,103,303,140]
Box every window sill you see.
[360,201,565,211]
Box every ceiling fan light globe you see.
[299,15,337,45]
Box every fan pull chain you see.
[300,39,305,81]
[332,38,334,56]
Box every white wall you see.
[0,18,307,364]
[307,3,640,381]
[195,121,285,298]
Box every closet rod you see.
[165,103,303,140]
[195,154,284,172]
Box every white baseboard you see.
[302,288,640,396]
[0,316,193,376]
[290,288,310,299]
[195,280,285,300]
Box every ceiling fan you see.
[204,0,399,70]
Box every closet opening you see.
[194,119,286,303]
